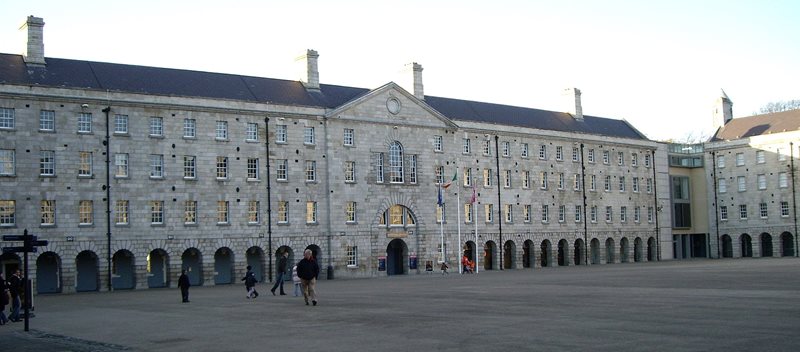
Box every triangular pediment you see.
[325,82,457,128]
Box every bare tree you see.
[758,100,800,114]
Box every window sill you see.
[77,131,93,135]
[216,222,231,226]
[306,222,319,226]
[149,135,164,139]
[113,132,129,137]
[40,174,57,178]
[78,175,94,179]
[215,138,229,142]
[39,129,56,133]
[247,179,260,183]
[247,222,261,226]
[347,265,358,269]
[183,136,196,140]
[78,223,94,228]
[39,224,56,228]
[151,223,165,227]
[245,139,259,143]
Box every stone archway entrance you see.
[386,239,408,276]
[605,238,615,264]
[112,249,135,290]
[557,239,568,266]
[503,240,516,269]
[647,237,657,261]
[781,232,795,257]
[484,241,496,270]
[740,234,753,257]
[214,247,234,284]
[590,238,601,265]
[182,248,203,286]
[721,235,733,258]
[634,238,643,262]
[522,240,534,269]
[75,251,98,292]
[540,240,551,267]
[574,239,585,265]
[147,249,169,288]
[760,233,773,257]
[36,251,61,293]
[620,238,630,263]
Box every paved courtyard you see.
[2,258,799,351]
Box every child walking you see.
[291,265,301,297]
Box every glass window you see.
[558,205,566,222]
[409,155,417,184]
[346,202,357,223]
[434,135,443,152]
[505,204,513,223]
[757,174,766,190]
[306,201,317,223]
[0,108,14,129]
[0,149,15,176]
[376,153,384,183]
[304,126,315,144]
[79,200,93,225]
[632,177,639,193]
[485,204,493,223]
[277,201,289,223]
[40,110,55,131]
[463,138,471,154]
[276,124,287,143]
[558,173,565,190]
[735,153,744,166]
[347,246,358,267]
[521,143,529,158]
[575,205,582,222]
[484,169,493,187]
[217,201,229,224]
[502,141,510,157]
[115,154,128,177]
[1,200,16,226]
[116,200,129,225]
[504,170,511,188]
[40,200,56,225]
[539,145,547,159]
[737,176,746,192]
[79,151,93,177]
[345,161,356,182]
[718,179,727,193]
[756,150,765,164]
[183,118,196,138]
[114,114,128,134]
[631,153,638,166]
[541,204,549,222]
[464,168,472,187]
[247,158,259,180]
[644,154,651,167]
[465,203,474,223]
[305,160,316,182]
[277,159,288,181]
[246,123,259,141]
[590,175,596,191]
[524,204,531,222]
[720,206,728,221]
[540,172,548,189]
[605,206,613,222]
[779,172,788,188]
[78,113,92,133]
[483,140,491,156]
[216,156,228,179]
[184,156,196,179]
[389,142,404,183]
[604,175,611,192]
[781,202,790,217]
[588,149,595,163]
[151,201,164,224]
[717,156,725,168]
[619,176,626,192]
[248,201,260,223]
[591,206,597,223]
[620,206,627,222]
[739,204,747,219]
[149,117,163,136]
[634,207,641,223]
[216,121,228,140]
[150,154,164,178]
[572,147,580,162]
[522,171,530,189]
[556,146,563,161]
[617,151,624,165]
[344,128,354,146]
[40,150,55,176]
[602,151,610,164]
[759,202,768,218]
[184,201,196,224]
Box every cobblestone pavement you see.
[1,258,799,351]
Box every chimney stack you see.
[712,89,733,131]
[20,16,46,66]
[401,62,424,100]
[296,49,320,91]
[563,88,583,120]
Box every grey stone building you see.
[0,16,671,294]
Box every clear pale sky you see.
[1,0,798,141]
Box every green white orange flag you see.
[442,170,457,189]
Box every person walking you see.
[8,270,22,322]
[296,249,319,306]
[242,265,259,299]
[291,265,301,297]
[177,269,191,303]
[271,251,288,296]
[0,273,9,325]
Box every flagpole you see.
[472,176,479,274]
[456,167,462,274]
[439,183,444,265]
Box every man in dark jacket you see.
[177,269,191,303]
[0,272,9,325]
[271,251,288,296]
[296,249,320,306]
[8,269,22,322]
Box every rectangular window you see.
[777,148,786,161]
[1,200,16,226]
[276,124,287,143]
[78,112,92,133]
[573,174,581,191]
[410,155,417,184]
[524,204,531,222]
[216,156,228,179]
[541,204,549,223]
[522,171,530,189]
[247,158,259,180]
[277,201,289,223]
[502,141,510,157]
[590,175,596,191]
[556,146,563,161]
[216,121,228,140]
[306,160,316,182]
[484,168,493,187]
[575,205,582,222]
[151,201,164,224]
[779,172,788,188]
[558,205,566,222]
[735,153,744,166]
[648,207,654,223]
[79,151,93,177]
[739,204,747,220]
[306,201,317,223]
[631,153,638,166]
[183,156,196,179]
[115,154,128,177]
[434,135,443,152]
[540,172,548,190]
[504,170,511,188]
[304,126,315,144]
[437,203,446,223]
[40,110,55,131]
[346,201,357,223]
[717,156,725,168]
[150,154,164,178]
[115,200,129,225]
[376,153,384,183]
[521,143,529,158]
[720,206,728,221]
[483,140,491,156]
[276,159,288,181]
[781,201,790,217]
[591,206,597,223]
[183,118,196,138]
[634,207,641,223]
[602,151,610,164]
[756,150,765,164]
[646,178,653,193]
[345,161,356,182]
[719,178,728,193]
[572,147,580,162]
[40,150,55,176]
[644,154,651,168]
[465,203,473,223]
[588,149,595,163]
[619,176,626,192]
[149,117,163,137]
[184,201,196,224]
[217,201,230,224]
[79,200,93,225]
[632,177,639,193]
[617,151,624,166]
[504,204,513,223]
[485,204,493,223]
[605,206,613,222]
[344,128,354,146]
[620,206,627,222]
[738,176,746,192]
[539,145,547,160]
[464,168,472,187]
[604,176,611,192]
[0,149,15,176]
[0,108,15,129]
[463,138,471,154]
[558,173,565,190]
[757,174,766,190]
[246,123,259,141]
[114,114,128,134]
[248,201,260,223]
[347,246,358,267]
[40,200,56,225]
[759,202,768,218]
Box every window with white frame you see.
[739,204,747,219]
[277,201,289,223]
[522,143,529,158]
[573,174,581,191]
[306,201,317,223]
[463,138,471,154]
[781,201,790,217]
[484,168,493,187]
[558,205,566,222]
[0,149,15,176]
[720,206,728,221]
[735,153,744,166]
[759,202,768,218]
[502,141,510,157]
[304,126,315,144]
[115,154,128,177]
[632,177,639,193]
[114,114,128,134]
[40,110,55,131]
[779,172,788,188]
[605,206,613,222]
[464,168,472,187]
[409,155,417,184]
[149,117,163,137]
[646,178,653,193]
[184,200,196,224]
[573,147,580,162]
[346,201,357,223]
[0,108,15,129]
[602,150,610,164]
[504,170,511,188]
[216,121,228,140]
[575,205,582,222]
[757,174,766,190]
[434,135,443,152]
[590,206,597,222]
[648,206,654,223]
[389,142,404,183]
[78,112,92,133]
[376,153,384,183]
[485,204,493,223]
[435,166,444,184]
[756,150,765,164]
[305,160,316,182]
[116,200,129,225]
[620,206,627,222]
[539,145,547,159]
[617,151,624,166]
[717,155,725,168]
[631,153,638,166]
[345,161,356,183]
[556,146,563,161]
[505,204,513,223]
[465,203,473,223]
[40,150,55,176]
[276,124,287,143]
[588,149,595,163]
[276,159,288,181]
[217,201,230,224]
[344,128,354,146]
[619,176,626,192]
[541,204,549,222]
[40,200,56,225]
[778,148,786,161]
[184,156,196,179]
[558,173,565,190]
[248,201,260,223]
[540,172,548,189]
[634,207,641,223]
[246,123,259,141]
[347,246,358,267]
[590,175,596,191]
[247,158,259,180]
[79,200,93,225]
[1,200,15,226]
[183,118,196,138]
[78,151,92,177]
[522,171,530,189]
[216,156,229,179]
[150,154,164,178]
[524,204,531,222]
[737,176,746,191]
[483,140,491,156]
[604,175,611,192]
[151,201,164,224]
[644,154,651,167]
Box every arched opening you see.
[246,246,265,282]
[620,238,630,263]
[760,233,773,257]
[647,237,657,261]
[573,239,585,265]
[740,234,753,258]
[781,232,795,257]
[633,237,643,262]
[522,240,534,269]
[181,248,203,286]
[36,252,61,294]
[464,241,477,271]
[557,239,569,266]
[484,241,496,270]
[721,235,733,258]
[275,246,295,279]
[305,244,323,279]
[503,240,516,269]
[147,249,169,288]
[386,239,408,275]
[605,238,615,264]
[590,238,601,265]
[75,251,98,292]
[214,247,234,284]
[540,240,551,267]
[112,249,135,290]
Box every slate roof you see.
[0,53,646,140]
[711,109,800,141]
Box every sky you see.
[1,0,798,141]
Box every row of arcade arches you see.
[720,232,795,258]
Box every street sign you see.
[3,246,28,253]
[2,235,25,241]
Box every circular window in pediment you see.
[387,97,401,115]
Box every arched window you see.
[380,205,416,227]
[389,141,404,183]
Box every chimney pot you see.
[563,88,583,120]
[296,49,320,91]
[20,16,46,66]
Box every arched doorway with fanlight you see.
[36,251,61,293]
[781,232,795,257]
[540,240,552,267]
[386,239,408,276]
[522,240,534,269]
[375,203,418,276]
[503,240,516,269]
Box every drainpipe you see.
[494,135,503,270]
[264,118,273,282]
[580,144,588,264]
[711,150,721,258]
[323,118,334,279]
[651,149,661,261]
[791,142,798,256]
[103,106,112,291]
